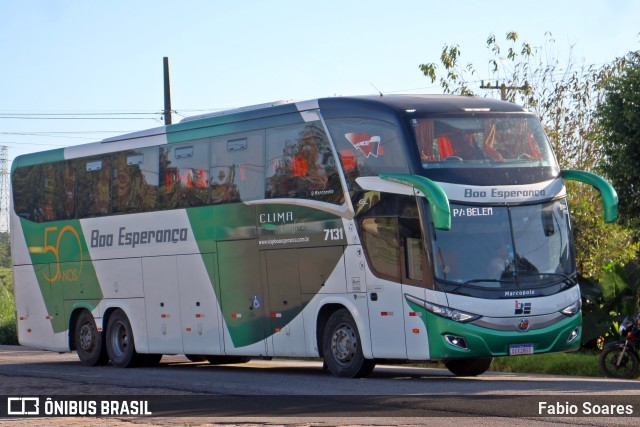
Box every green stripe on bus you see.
[11,148,65,172]
[19,218,103,333]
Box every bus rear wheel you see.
[75,310,108,366]
[106,309,144,368]
[445,357,493,376]
[323,309,375,378]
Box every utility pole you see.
[163,57,173,125]
[480,80,530,101]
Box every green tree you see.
[597,50,640,228]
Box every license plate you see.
[509,344,534,355]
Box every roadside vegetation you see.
[0,233,16,345]
[490,351,601,377]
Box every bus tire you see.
[75,310,109,366]
[106,309,143,368]
[445,357,493,376]
[323,308,375,378]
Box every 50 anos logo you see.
[28,225,84,283]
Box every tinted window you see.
[210,131,265,202]
[76,156,111,218]
[160,141,210,209]
[112,147,159,214]
[265,122,343,204]
[412,116,556,168]
[361,217,400,282]
[325,118,409,190]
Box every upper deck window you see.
[411,116,556,169]
[325,118,410,190]
[266,122,343,204]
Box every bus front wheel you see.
[75,310,109,366]
[323,309,375,378]
[445,357,493,376]
[106,309,144,368]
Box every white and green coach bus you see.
[11,95,618,377]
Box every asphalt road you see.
[0,345,638,426]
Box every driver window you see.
[361,217,400,282]
[400,217,433,289]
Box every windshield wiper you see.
[444,278,515,294]
[516,272,576,287]
[463,278,515,286]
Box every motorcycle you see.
[599,310,640,379]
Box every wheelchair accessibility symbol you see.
[252,295,262,310]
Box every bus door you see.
[262,248,305,356]
[399,214,432,360]
[361,216,408,359]
[217,239,268,355]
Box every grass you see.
[0,286,17,345]
[489,351,602,377]
[412,350,603,377]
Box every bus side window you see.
[160,141,210,209]
[112,147,159,214]
[210,131,265,203]
[12,165,41,221]
[361,217,401,282]
[399,217,433,288]
[325,117,410,191]
[76,156,111,218]
[265,122,343,204]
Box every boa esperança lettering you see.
[91,226,188,249]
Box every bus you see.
[11,95,617,377]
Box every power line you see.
[0,130,131,138]
[0,112,161,116]
[0,141,85,147]
[0,116,159,120]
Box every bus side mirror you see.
[561,170,619,223]
[379,174,451,230]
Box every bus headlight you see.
[560,300,582,316]
[405,294,481,323]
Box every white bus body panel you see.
[142,256,184,354]
[178,253,223,355]
[14,264,56,350]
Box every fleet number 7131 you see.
[323,228,344,241]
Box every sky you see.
[1,0,639,169]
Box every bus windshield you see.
[432,199,574,288]
[411,116,556,168]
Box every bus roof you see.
[317,94,527,115]
[12,94,528,170]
